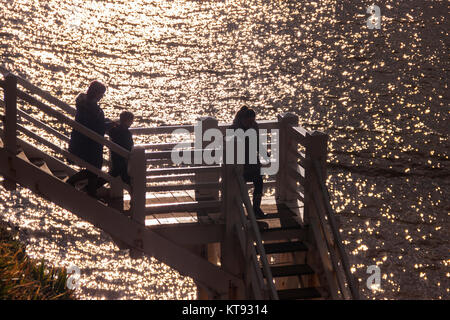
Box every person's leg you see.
[252,175,265,218]
[85,171,99,198]
[243,170,265,218]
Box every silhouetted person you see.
[67,80,112,198]
[230,106,266,219]
[97,111,134,187]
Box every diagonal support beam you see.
[0,148,243,297]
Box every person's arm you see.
[105,118,120,133]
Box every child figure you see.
[107,111,134,184]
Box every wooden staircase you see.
[0,68,360,300]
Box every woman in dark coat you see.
[230,106,265,218]
[67,80,111,197]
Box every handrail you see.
[16,88,130,159]
[138,142,194,150]
[18,109,70,144]
[0,66,75,116]
[130,120,279,136]
[130,124,195,135]
[234,166,278,300]
[147,166,222,176]
[289,126,309,144]
[234,198,266,299]
[14,124,130,192]
[312,160,360,299]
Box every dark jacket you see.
[68,93,110,169]
[108,125,134,172]
[229,115,261,175]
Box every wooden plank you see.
[146,182,221,192]
[268,264,315,278]
[170,191,198,223]
[147,174,195,183]
[0,67,76,116]
[263,241,308,254]
[18,109,70,143]
[277,287,322,300]
[147,165,221,176]
[152,192,178,224]
[146,200,221,214]
[130,124,195,135]
[308,199,340,299]
[4,74,17,155]
[139,141,193,150]
[16,123,130,192]
[149,223,224,245]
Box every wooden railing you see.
[0,67,359,300]
[234,165,278,299]
[279,113,360,300]
[0,72,144,220]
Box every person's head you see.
[242,108,256,129]
[120,111,134,128]
[86,80,106,102]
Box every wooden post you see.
[195,117,220,208]
[3,73,17,191]
[220,161,246,299]
[304,131,328,226]
[194,117,221,299]
[276,113,299,204]
[128,146,146,259]
[108,177,124,212]
[129,146,146,224]
[108,144,124,213]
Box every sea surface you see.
[0,0,448,299]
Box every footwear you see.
[253,193,266,219]
[254,207,266,219]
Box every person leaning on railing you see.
[66,80,113,198]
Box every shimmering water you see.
[0,0,448,299]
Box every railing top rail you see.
[1,66,75,116]
[312,160,360,300]
[288,126,310,144]
[130,120,280,136]
[16,88,130,159]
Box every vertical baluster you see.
[3,74,18,191]
[129,146,146,225]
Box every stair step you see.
[260,226,306,242]
[263,241,308,254]
[146,200,221,214]
[52,170,69,180]
[29,157,46,167]
[277,287,322,300]
[257,213,281,220]
[267,264,315,278]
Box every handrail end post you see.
[129,146,146,225]
[276,112,299,203]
